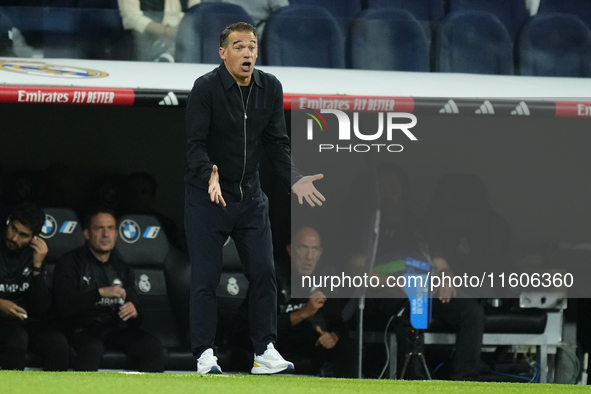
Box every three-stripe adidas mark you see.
[159,91,179,106]
[510,101,530,116]
[475,100,495,114]
[439,100,459,114]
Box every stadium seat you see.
[109,214,193,370]
[42,7,85,59]
[289,0,362,35]
[517,14,591,77]
[39,208,85,288]
[262,5,345,68]
[424,306,559,383]
[366,0,444,22]
[538,0,591,29]
[436,11,514,75]
[77,9,133,60]
[176,3,254,64]
[448,0,529,39]
[349,9,430,71]
[290,0,361,20]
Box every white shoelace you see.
[263,345,282,360]
[199,350,218,364]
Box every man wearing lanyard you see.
[185,22,324,374]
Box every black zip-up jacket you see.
[53,245,141,332]
[275,261,347,340]
[0,242,51,324]
[233,260,348,345]
[185,63,302,201]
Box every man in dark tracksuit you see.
[185,22,324,374]
[0,202,69,371]
[53,207,163,372]
[276,227,355,378]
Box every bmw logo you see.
[120,219,141,244]
[40,214,58,239]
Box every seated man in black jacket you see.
[276,226,354,378]
[53,207,164,372]
[0,202,69,371]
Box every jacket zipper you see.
[238,83,254,201]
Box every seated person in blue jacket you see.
[0,202,69,371]
[53,206,163,372]
[276,226,355,378]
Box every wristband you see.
[32,265,43,273]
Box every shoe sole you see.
[251,364,294,375]
[198,366,223,374]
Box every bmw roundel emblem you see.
[119,219,141,244]
[40,214,58,239]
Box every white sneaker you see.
[197,348,222,374]
[251,343,294,374]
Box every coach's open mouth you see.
[241,62,252,72]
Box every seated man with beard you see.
[0,202,69,371]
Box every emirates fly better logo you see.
[304,107,418,153]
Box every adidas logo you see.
[159,91,178,106]
[510,101,530,116]
[475,100,495,115]
[439,99,459,114]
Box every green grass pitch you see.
[3,371,591,394]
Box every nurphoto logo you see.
[304,109,418,153]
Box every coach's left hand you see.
[315,326,339,349]
[292,174,326,207]
[119,302,138,321]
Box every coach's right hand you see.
[0,299,27,320]
[292,174,325,207]
[99,285,126,300]
[303,291,326,317]
[208,165,226,207]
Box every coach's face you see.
[288,228,323,276]
[220,31,258,86]
[84,213,118,256]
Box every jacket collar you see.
[218,62,262,91]
[84,243,113,266]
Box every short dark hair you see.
[84,206,116,230]
[9,202,45,236]
[219,22,258,49]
